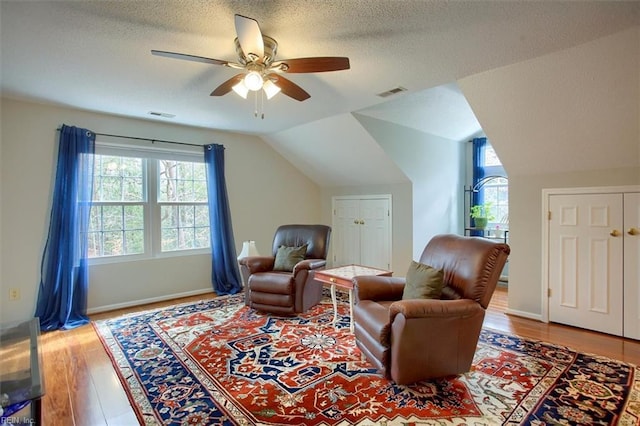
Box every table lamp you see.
[237,240,260,286]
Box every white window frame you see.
[153,159,210,255]
[89,142,210,265]
[482,166,508,227]
[466,140,509,232]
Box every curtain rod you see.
[56,128,204,148]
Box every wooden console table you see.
[314,265,392,332]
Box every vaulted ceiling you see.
[2,0,638,136]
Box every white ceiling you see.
[263,85,480,187]
[2,1,639,136]
[356,83,481,141]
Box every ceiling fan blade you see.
[276,57,350,73]
[210,74,245,96]
[267,74,310,101]
[234,14,264,60]
[151,50,230,66]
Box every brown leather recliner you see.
[353,234,510,384]
[239,224,331,315]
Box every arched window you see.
[481,144,508,225]
[471,139,508,228]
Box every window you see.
[482,176,509,224]
[158,160,209,251]
[471,141,508,227]
[89,155,145,257]
[88,146,209,260]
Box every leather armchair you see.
[353,234,510,384]
[239,224,331,315]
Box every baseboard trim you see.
[505,308,543,322]
[88,288,215,315]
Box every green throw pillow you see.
[402,260,444,300]
[273,244,308,272]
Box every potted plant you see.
[470,203,495,229]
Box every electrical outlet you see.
[9,288,20,301]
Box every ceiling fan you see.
[151,14,350,102]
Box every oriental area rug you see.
[93,294,640,425]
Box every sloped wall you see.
[353,114,465,259]
[262,113,408,187]
[264,113,415,272]
[459,26,640,317]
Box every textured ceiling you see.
[356,83,481,141]
[1,1,639,135]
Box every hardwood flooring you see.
[33,286,639,426]
[486,285,640,364]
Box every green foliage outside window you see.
[87,154,210,258]
[159,160,209,252]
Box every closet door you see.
[359,198,391,270]
[333,198,361,266]
[548,193,623,336]
[624,193,640,339]
[332,195,392,270]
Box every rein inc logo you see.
[0,404,36,425]
[1,418,35,425]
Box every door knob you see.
[353,220,359,225]
[359,220,365,225]
[629,227,640,236]
[610,229,621,237]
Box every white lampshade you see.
[232,82,249,99]
[262,79,281,99]
[238,240,259,287]
[237,240,260,260]
[243,71,263,91]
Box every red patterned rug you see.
[94,294,639,425]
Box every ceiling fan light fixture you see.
[243,71,263,91]
[263,79,281,99]
[232,82,249,99]
[154,15,349,105]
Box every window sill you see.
[88,248,210,266]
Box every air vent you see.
[148,111,175,118]
[376,86,407,98]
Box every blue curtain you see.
[204,144,242,295]
[471,137,487,235]
[35,125,95,330]
[472,137,487,207]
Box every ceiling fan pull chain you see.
[261,90,265,119]
[254,91,258,118]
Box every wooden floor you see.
[34,286,640,426]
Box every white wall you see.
[460,26,639,178]
[459,26,640,317]
[0,100,3,318]
[0,98,322,324]
[262,113,408,187]
[353,114,465,259]
[509,167,638,316]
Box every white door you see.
[333,198,361,266]
[332,196,391,270]
[548,193,624,336]
[624,193,640,339]
[359,198,391,270]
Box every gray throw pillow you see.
[402,260,444,300]
[273,244,308,272]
